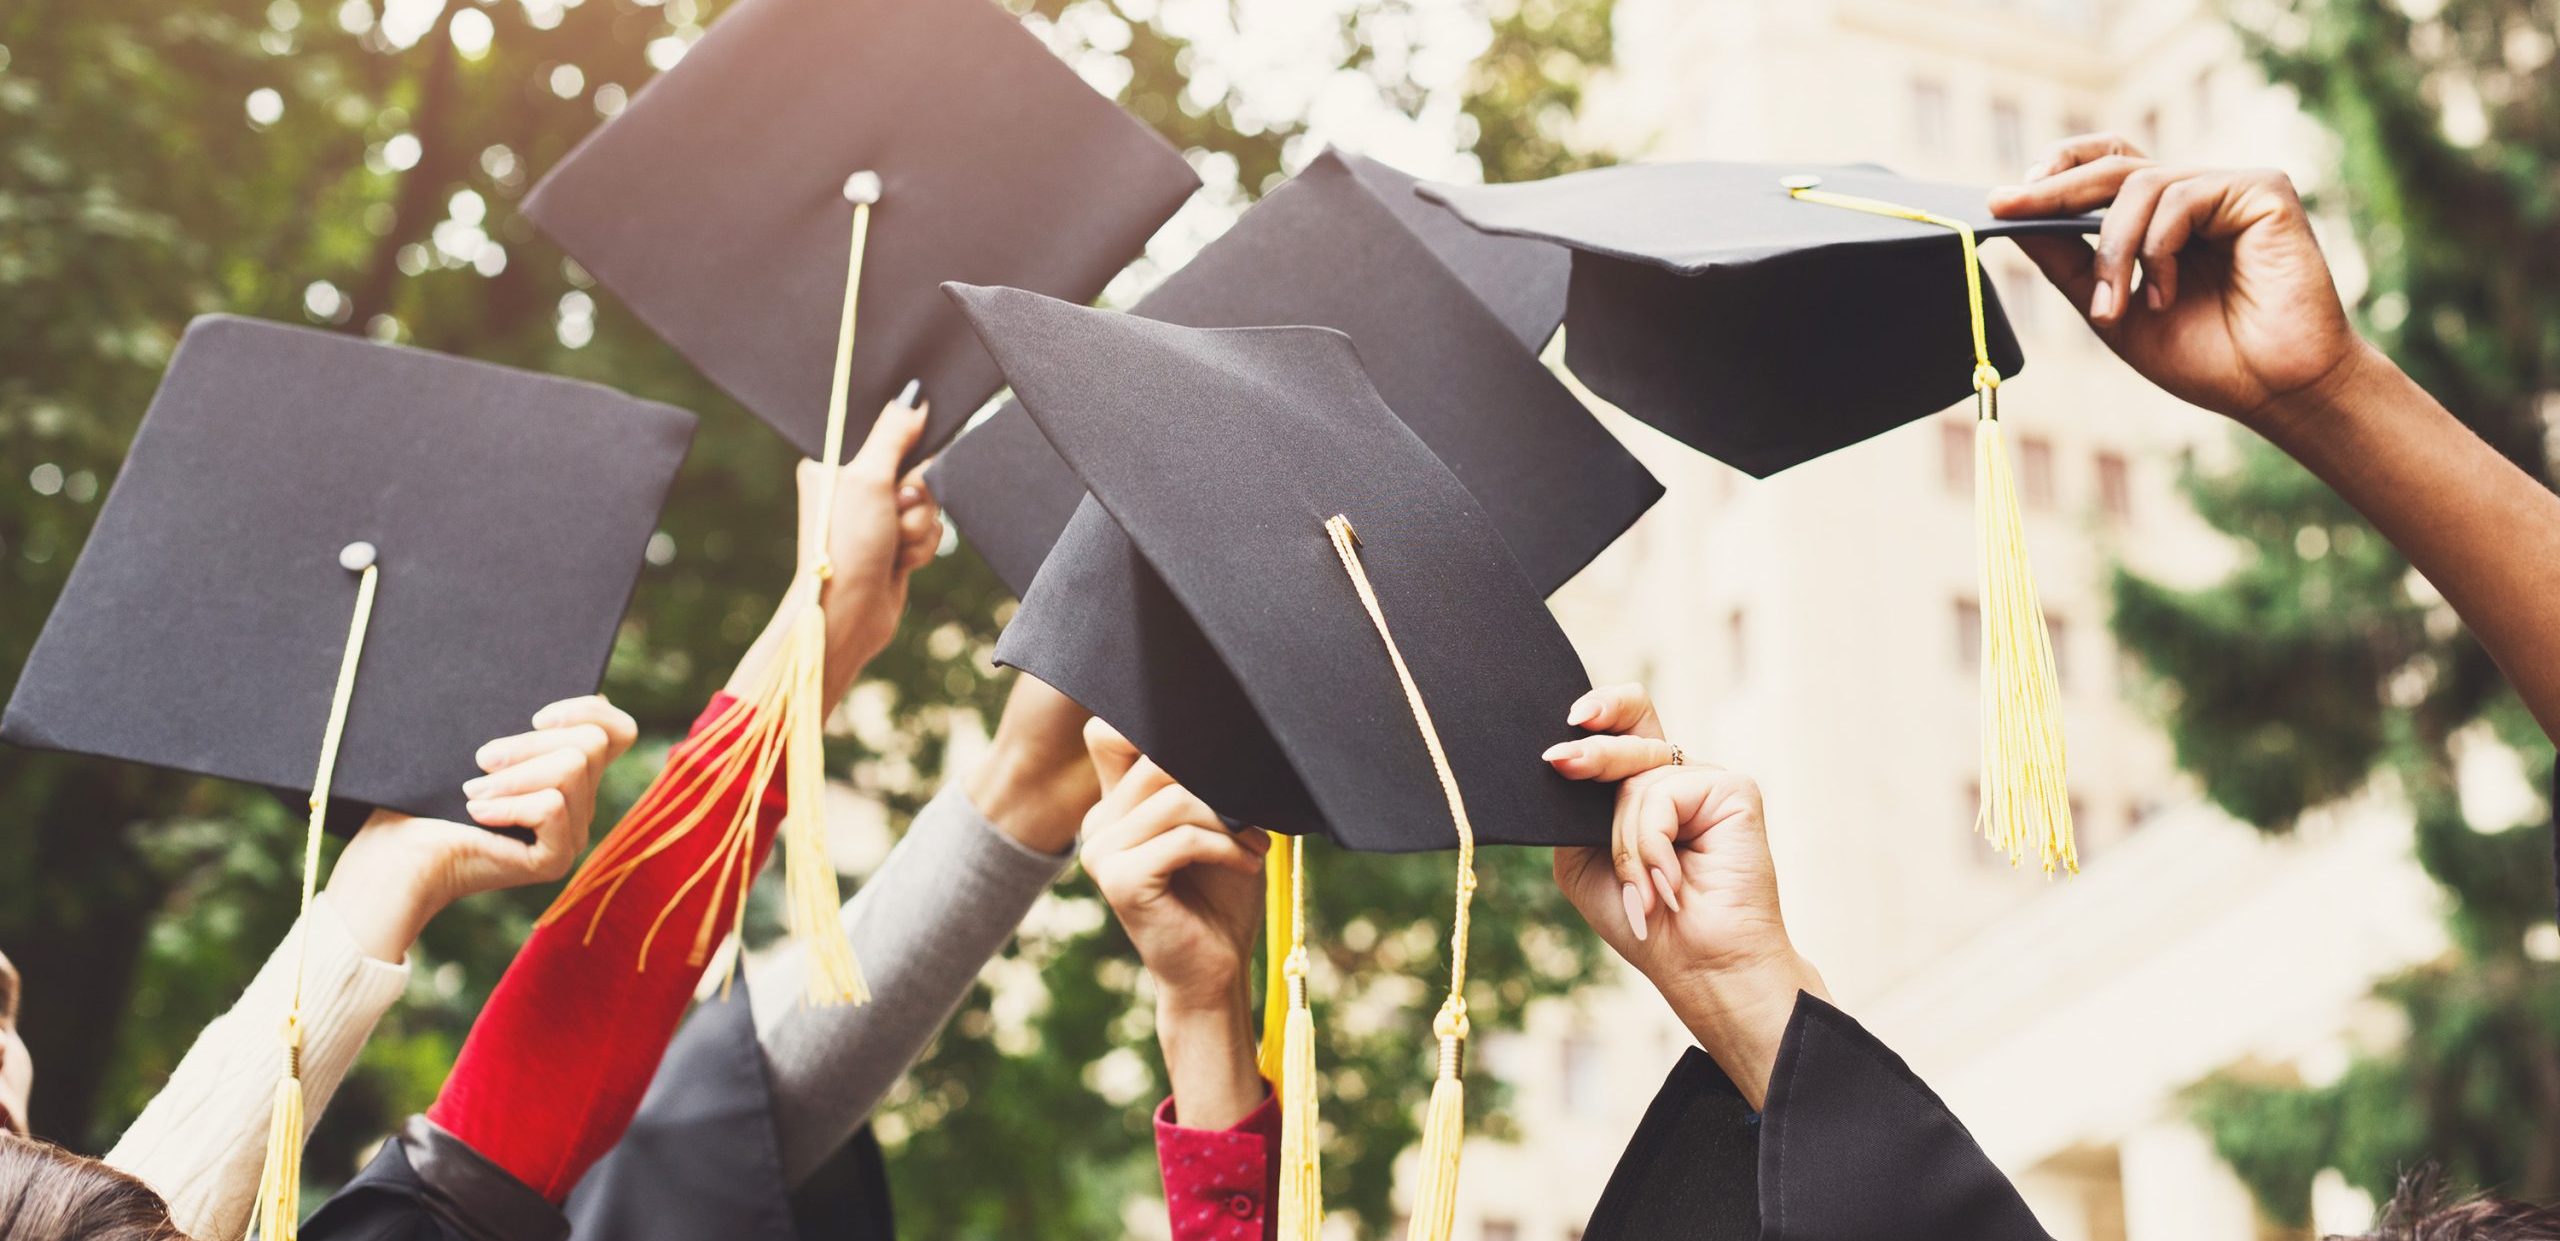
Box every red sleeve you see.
[426,692,785,1202]
[1154,1085,1282,1241]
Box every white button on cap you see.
[339,541,378,572]
[842,170,883,204]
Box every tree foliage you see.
[2109,0,2560,1220]
[0,0,1615,1233]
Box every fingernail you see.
[1542,742,1577,763]
[473,746,497,770]
[463,777,495,798]
[1651,866,1681,913]
[2146,281,2165,310]
[1567,695,1597,726]
[895,378,922,408]
[2091,280,2117,320]
[2023,163,2049,181]
[1621,882,1649,942]
[899,484,923,504]
[466,799,494,821]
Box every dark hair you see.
[0,1135,190,1241]
[2332,1166,2560,1241]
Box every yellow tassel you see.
[1974,405,2075,873]
[1402,1017,1468,1241]
[1782,179,2075,874]
[1257,832,1296,1088]
[247,1032,306,1241]
[539,194,885,1005]
[1275,950,1322,1241]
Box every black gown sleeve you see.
[1583,993,2054,1241]
[304,978,891,1241]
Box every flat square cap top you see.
[523,0,1200,462]
[1420,161,2102,477]
[2,316,694,826]
[946,283,1611,851]
[1419,161,2098,273]
[927,147,1650,600]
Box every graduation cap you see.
[3,316,691,826]
[1425,161,2100,873]
[521,0,1201,462]
[926,147,1592,599]
[522,0,1196,1011]
[946,282,1611,1241]
[0,314,694,1241]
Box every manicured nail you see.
[2091,280,2117,321]
[1621,883,1649,942]
[1651,866,1681,913]
[895,378,922,408]
[466,799,495,821]
[1542,742,1577,763]
[1567,695,1598,726]
[463,777,496,798]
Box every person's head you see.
[0,1134,188,1240]
[0,949,28,1139]
[2334,1167,2560,1241]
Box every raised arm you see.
[103,695,632,1241]
[1988,136,2560,741]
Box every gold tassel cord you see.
[249,553,381,1241]
[1273,839,1321,1241]
[1322,515,1478,1241]
[538,193,880,1004]
[1784,180,2076,873]
[1257,831,1297,1088]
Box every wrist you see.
[1653,946,1826,1110]
[320,844,444,965]
[967,730,1095,855]
[2248,337,2399,454]
[1156,983,1262,1130]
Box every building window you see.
[2060,110,2095,140]
[1728,607,1748,684]
[1912,79,1951,151]
[1562,1034,1606,1118]
[2045,612,2069,689]
[1482,1222,1520,1241]
[2018,435,2058,509]
[1955,598,1982,671]
[1941,420,1973,495]
[2141,107,2162,153]
[2096,451,2131,523]
[2193,67,2216,127]
[1990,97,2025,168]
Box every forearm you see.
[429,694,784,1202]
[963,675,1097,855]
[105,893,410,1241]
[1157,984,1263,1132]
[749,780,1072,1185]
[1654,948,1830,1111]
[2260,343,2560,738]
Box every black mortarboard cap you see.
[522,0,1200,461]
[1420,161,2100,476]
[1,316,693,829]
[926,147,1634,599]
[945,284,1611,852]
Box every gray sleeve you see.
[746,780,1073,1186]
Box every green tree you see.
[1,0,1618,1231]
[2109,0,2560,1221]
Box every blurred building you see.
[1426,1,2452,1238]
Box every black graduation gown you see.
[304,979,893,1241]
[1582,994,2052,1241]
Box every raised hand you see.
[324,694,637,962]
[1987,132,2373,434]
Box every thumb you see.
[1083,716,1142,794]
[845,394,930,486]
